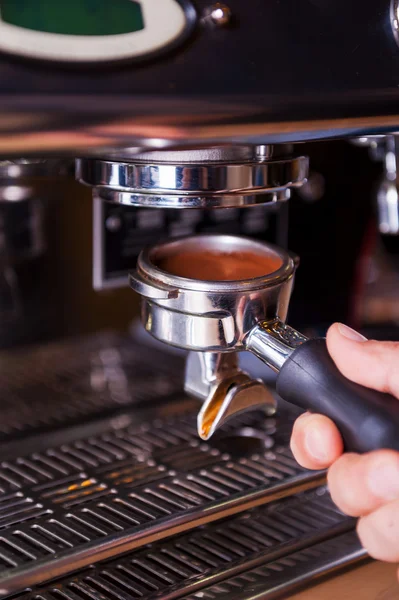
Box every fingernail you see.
[304,426,328,462]
[367,457,399,501]
[297,411,311,421]
[337,323,367,342]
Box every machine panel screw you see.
[204,3,232,27]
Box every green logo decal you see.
[0,0,145,36]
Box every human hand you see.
[290,323,399,565]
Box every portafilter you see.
[130,234,399,453]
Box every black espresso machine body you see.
[0,2,397,598]
[0,0,393,331]
[0,0,397,151]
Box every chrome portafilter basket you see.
[130,234,297,350]
[130,234,307,439]
[131,233,399,454]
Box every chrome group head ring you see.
[76,149,309,209]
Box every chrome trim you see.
[130,235,311,441]
[245,319,308,372]
[184,531,367,600]
[77,156,308,195]
[0,392,325,597]
[116,145,274,163]
[98,188,291,208]
[136,234,294,293]
[0,473,325,596]
[184,351,276,440]
[130,271,180,300]
[353,134,399,235]
[11,489,355,600]
[130,234,296,350]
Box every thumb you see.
[326,323,399,399]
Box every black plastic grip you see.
[276,338,399,453]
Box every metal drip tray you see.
[0,403,326,595]
[0,334,364,598]
[0,333,182,445]
[184,532,366,600]
[13,489,364,600]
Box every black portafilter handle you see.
[275,338,399,454]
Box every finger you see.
[327,450,399,517]
[290,412,343,470]
[358,498,399,562]
[327,323,399,397]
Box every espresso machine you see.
[0,1,399,598]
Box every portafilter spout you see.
[130,234,399,454]
[185,351,277,441]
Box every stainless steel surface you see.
[130,235,313,440]
[352,135,399,235]
[109,146,274,163]
[0,412,323,596]
[83,145,296,209]
[12,488,356,600]
[194,321,309,440]
[184,532,367,599]
[77,155,306,193]
[185,351,242,401]
[185,352,276,440]
[98,187,292,209]
[0,333,182,446]
[197,379,277,441]
[377,178,399,235]
[377,136,399,235]
[0,330,365,599]
[0,333,326,596]
[77,151,308,209]
[245,320,308,373]
[130,234,296,351]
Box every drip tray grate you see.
[0,402,325,595]
[184,531,366,600]
[11,488,359,600]
[0,333,182,444]
[0,332,344,598]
